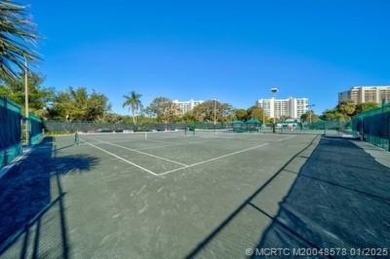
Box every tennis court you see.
[0,131,332,257]
[72,131,299,177]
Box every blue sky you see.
[24,0,390,115]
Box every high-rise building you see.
[257,97,309,120]
[338,86,390,104]
[172,99,204,115]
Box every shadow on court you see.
[186,137,390,258]
[0,137,99,258]
[254,137,390,256]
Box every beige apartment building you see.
[338,86,390,104]
[172,99,204,115]
[257,97,309,120]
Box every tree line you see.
[0,72,259,123]
[320,100,378,122]
[0,72,380,124]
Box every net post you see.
[74,130,79,146]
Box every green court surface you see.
[2,131,388,258]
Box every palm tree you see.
[122,91,142,125]
[337,100,356,116]
[0,0,39,83]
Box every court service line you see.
[158,143,269,176]
[143,138,178,144]
[137,140,209,151]
[90,138,189,167]
[79,138,181,147]
[141,136,211,147]
[83,141,158,176]
[277,135,296,142]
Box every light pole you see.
[261,100,265,129]
[270,87,279,133]
[24,57,29,146]
[213,99,217,129]
[306,104,315,124]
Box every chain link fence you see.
[43,121,233,134]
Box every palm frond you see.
[0,0,40,83]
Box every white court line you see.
[158,143,269,176]
[144,138,177,144]
[89,138,189,167]
[83,141,158,176]
[78,138,174,147]
[277,135,296,142]
[137,140,209,151]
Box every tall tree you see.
[300,111,320,123]
[50,87,110,121]
[354,102,378,115]
[0,72,54,117]
[321,109,349,122]
[337,100,356,116]
[247,106,264,122]
[122,91,142,125]
[0,0,39,83]
[146,97,179,125]
[321,100,358,122]
[234,109,248,121]
[192,100,234,123]
[160,101,180,125]
[103,112,123,123]
[181,111,196,123]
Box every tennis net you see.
[77,130,187,144]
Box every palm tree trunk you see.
[132,109,136,125]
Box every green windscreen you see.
[352,103,390,151]
[0,96,22,167]
[29,113,44,145]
